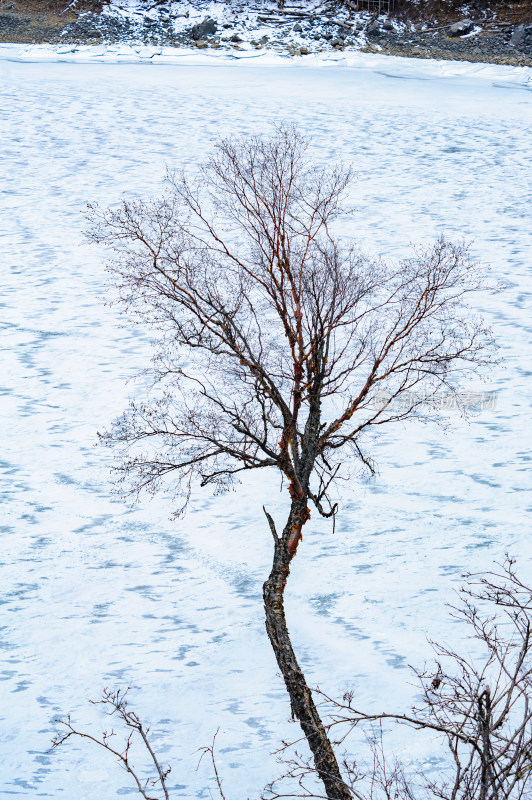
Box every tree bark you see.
[263,499,352,800]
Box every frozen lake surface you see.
[1,54,531,798]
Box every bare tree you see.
[51,688,171,800]
[295,557,532,800]
[88,125,496,799]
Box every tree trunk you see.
[263,499,352,800]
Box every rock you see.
[231,33,242,43]
[511,24,526,47]
[293,23,302,32]
[195,39,207,48]
[448,19,474,37]
[299,45,310,54]
[331,37,344,47]
[190,17,217,40]
[367,21,381,37]
[383,21,393,31]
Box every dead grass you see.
[395,0,531,24]
[0,0,103,42]
[0,0,102,22]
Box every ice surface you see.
[0,53,531,798]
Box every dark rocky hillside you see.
[0,0,530,64]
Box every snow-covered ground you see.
[3,39,532,79]
[1,53,531,798]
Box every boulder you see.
[367,20,381,37]
[293,23,302,32]
[511,24,526,47]
[448,19,474,37]
[190,17,217,41]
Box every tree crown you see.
[90,126,496,517]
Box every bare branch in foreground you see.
[272,557,532,800]
[197,729,228,800]
[51,688,171,800]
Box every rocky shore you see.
[0,0,530,66]
[369,20,532,65]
